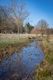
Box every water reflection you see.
[0,41,44,80]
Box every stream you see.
[0,41,44,80]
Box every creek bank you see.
[0,41,44,80]
[0,38,31,62]
[34,37,53,80]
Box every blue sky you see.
[0,0,53,27]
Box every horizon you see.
[0,0,53,28]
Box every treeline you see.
[0,0,53,34]
[0,6,34,33]
[0,0,34,33]
[31,20,53,35]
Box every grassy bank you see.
[0,34,30,61]
[0,37,29,48]
[34,36,53,80]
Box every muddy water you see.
[0,41,44,80]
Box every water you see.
[0,41,44,80]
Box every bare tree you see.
[36,19,48,37]
[10,0,29,33]
[0,6,9,33]
[0,5,17,33]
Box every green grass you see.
[0,37,29,48]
